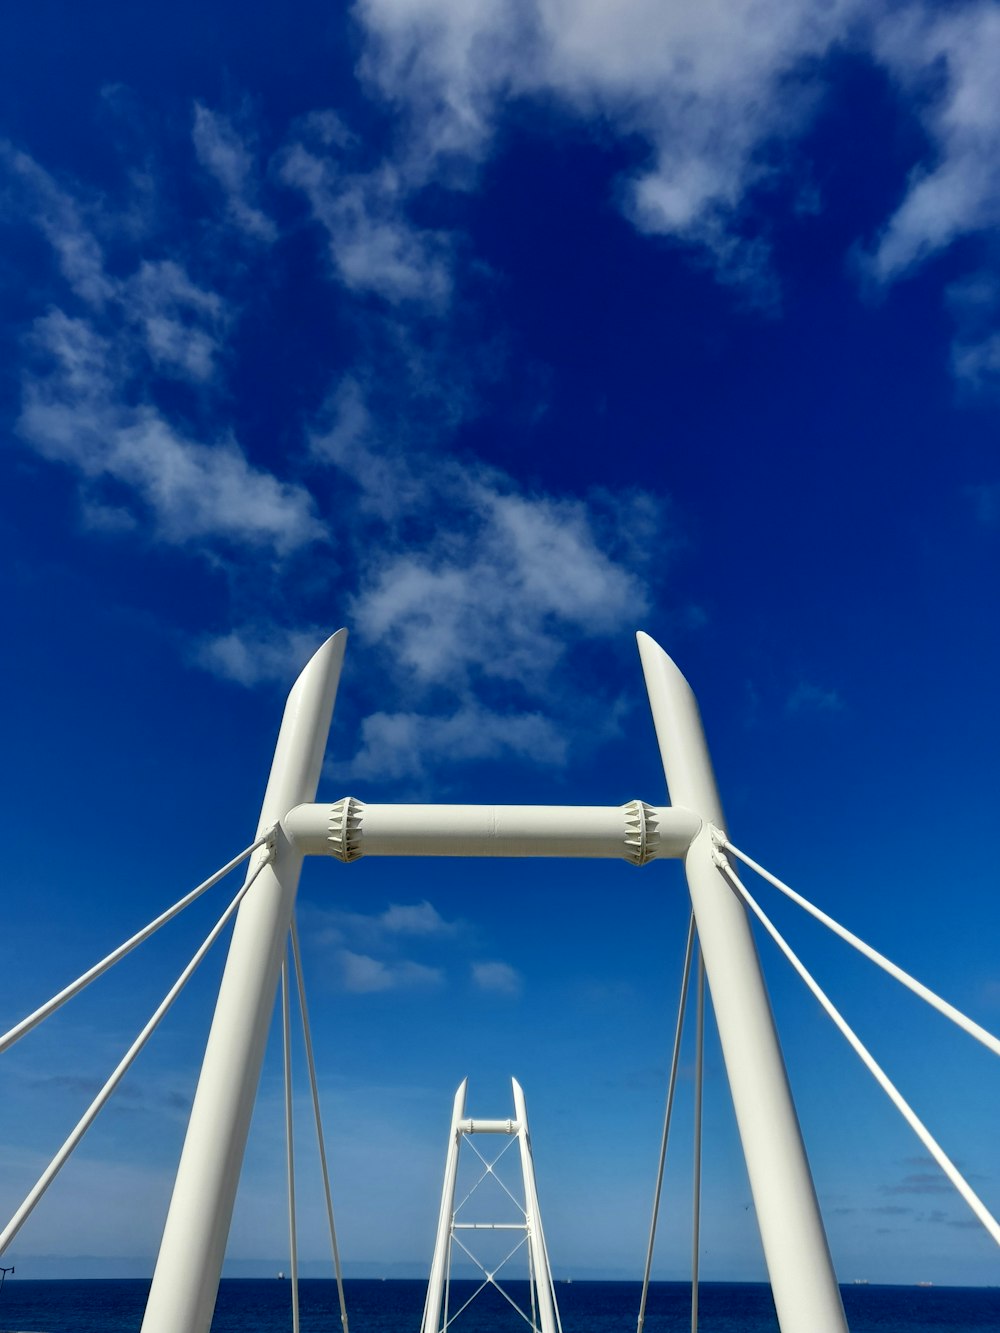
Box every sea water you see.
[0,1278,998,1332]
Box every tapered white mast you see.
[142,631,347,1333]
[637,633,846,1332]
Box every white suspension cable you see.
[461,1136,525,1217]
[528,1238,538,1333]
[720,838,1000,1058]
[289,918,350,1333]
[282,953,300,1333]
[0,836,269,1057]
[537,1203,564,1333]
[719,858,1000,1248]
[446,1233,532,1330]
[637,912,697,1333]
[691,948,704,1333]
[0,859,266,1258]
[441,1274,490,1332]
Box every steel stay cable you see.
[444,1233,532,1331]
[440,1274,491,1332]
[0,835,269,1056]
[528,1237,538,1333]
[450,1227,528,1282]
[282,953,300,1333]
[289,918,350,1332]
[691,949,704,1333]
[0,857,267,1257]
[720,837,1000,1058]
[719,859,1000,1247]
[537,1207,564,1333]
[488,1272,538,1330]
[461,1135,526,1218]
[451,1232,535,1328]
[637,912,697,1333]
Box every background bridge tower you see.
[421,1079,561,1333]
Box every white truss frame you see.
[420,1078,561,1333]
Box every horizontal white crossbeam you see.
[453,1223,527,1230]
[282,800,701,864]
[459,1118,519,1135]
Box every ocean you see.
[0,1279,998,1332]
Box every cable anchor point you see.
[708,823,731,870]
[259,825,279,865]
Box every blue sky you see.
[0,0,998,1293]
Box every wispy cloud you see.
[786,681,844,714]
[195,625,330,687]
[2,141,229,385]
[355,0,861,290]
[335,949,444,993]
[883,1168,955,1196]
[867,3,1000,283]
[2,141,325,559]
[128,259,228,382]
[351,479,655,687]
[300,900,462,993]
[279,136,452,305]
[471,960,523,996]
[309,899,462,948]
[192,103,278,242]
[0,139,115,304]
[3,96,666,790]
[335,474,655,777]
[299,356,665,777]
[3,111,666,788]
[947,271,1000,398]
[18,310,324,554]
[346,704,567,781]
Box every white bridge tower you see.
[421,1079,561,1333]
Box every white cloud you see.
[352,485,649,690]
[18,310,324,554]
[0,140,115,304]
[380,900,460,935]
[305,375,661,777]
[355,0,860,279]
[3,145,319,557]
[867,3,1000,282]
[308,376,432,521]
[306,899,462,948]
[335,949,444,992]
[279,143,452,304]
[196,625,329,687]
[301,901,457,993]
[2,144,230,384]
[346,703,568,780]
[471,960,523,996]
[127,259,227,382]
[947,271,1000,397]
[192,103,278,242]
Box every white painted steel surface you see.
[421,1080,468,1333]
[141,631,347,1333]
[512,1078,559,1333]
[421,1080,560,1333]
[128,627,854,1331]
[637,631,848,1333]
[282,801,700,861]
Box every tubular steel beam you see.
[282,800,701,862]
[142,631,348,1333]
[637,631,847,1333]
